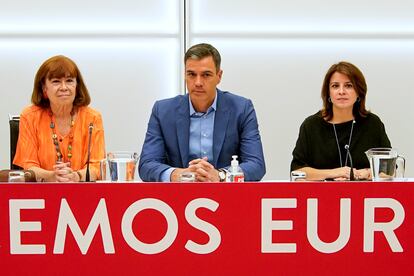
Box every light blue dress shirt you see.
[160,92,217,182]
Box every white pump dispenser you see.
[227,155,244,182]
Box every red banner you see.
[0,182,412,275]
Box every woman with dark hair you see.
[13,55,105,182]
[291,61,391,181]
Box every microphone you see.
[344,144,354,181]
[85,123,93,182]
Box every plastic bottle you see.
[227,155,244,182]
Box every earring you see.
[328,97,332,103]
[357,97,361,102]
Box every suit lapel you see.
[213,91,230,167]
[176,95,190,167]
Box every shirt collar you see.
[189,90,217,116]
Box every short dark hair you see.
[184,43,221,72]
[31,55,91,108]
[321,61,368,121]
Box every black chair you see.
[9,114,22,170]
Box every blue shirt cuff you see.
[160,167,175,182]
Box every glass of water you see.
[179,172,196,182]
[8,171,25,182]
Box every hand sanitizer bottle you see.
[227,155,244,182]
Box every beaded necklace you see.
[49,110,75,163]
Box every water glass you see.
[106,151,139,181]
[179,172,196,182]
[291,170,306,181]
[8,171,25,182]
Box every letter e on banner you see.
[261,198,297,253]
[9,199,45,254]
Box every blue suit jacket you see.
[138,89,266,182]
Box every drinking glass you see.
[8,171,25,182]
[179,172,196,182]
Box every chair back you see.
[9,114,22,170]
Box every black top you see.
[291,111,391,171]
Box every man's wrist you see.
[170,168,183,182]
[160,168,175,182]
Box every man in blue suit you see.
[139,43,265,182]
